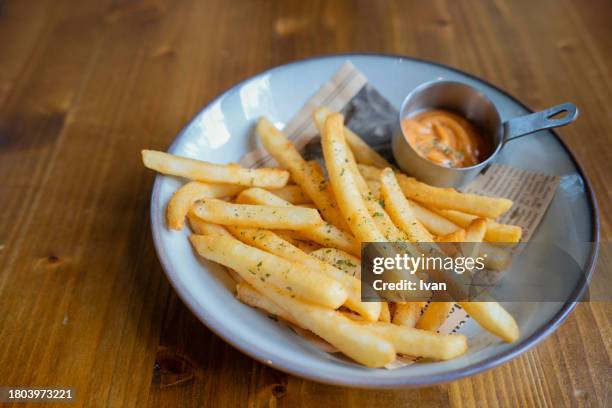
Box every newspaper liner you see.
[240,62,560,369]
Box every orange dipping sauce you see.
[401,110,491,168]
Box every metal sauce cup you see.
[391,81,578,187]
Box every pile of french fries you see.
[142,107,521,368]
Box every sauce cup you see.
[391,80,578,187]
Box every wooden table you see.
[1,0,610,406]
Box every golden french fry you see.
[272,230,301,246]
[268,185,312,205]
[317,132,415,295]
[185,219,243,283]
[236,188,360,256]
[345,316,468,360]
[256,118,349,231]
[263,288,396,367]
[142,150,289,188]
[363,180,421,244]
[292,239,321,253]
[310,248,361,278]
[379,302,391,323]
[313,107,391,168]
[167,181,244,229]
[190,199,323,230]
[187,215,233,237]
[189,234,346,309]
[236,187,293,206]
[437,229,466,243]
[321,113,387,243]
[433,209,522,243]
[453,218,518,342]
[380,168,434,243]
[367,180,381,198]
[458,301,519,343]
[297,203,317,209]
[238,281,464,361]
[416,302,454,332]
[393,302,425,328]
[409,200,461,236]
[357,163,383,181]
[227,226,380,321]
[343,148,405,242]
[479,242,513,270]
[236,282,299,325]
[364,197,409,242]
[397,175,513,218]
[465,218,487,242]
[307,160,395,247]
[228,267,395,367]
[306,160,326,177]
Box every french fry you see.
[238,282,463,362]
[187,215,233,237]
[379,168,434,243]
[458,301,519,343]
[310,248,361,278]
[453,217,518,342]
[366,179,469,247]
[292,239,321,253]
[236,282,299,325]
[360,156,511,232]
[402,204,508,268]
[416,302,454,332]
[314,157,405,244]
[313,107,391,168]
[393,302,425,328]
[460,218,487,262]
[409,200,461,236]
[357,163,383,181]
[269,185,312,205]
[367,180,381,198]
[190,199,323,230]
[167,181,244,229]
[364,197,409,242]
[305,160,384,246]
[342,158,403,242]
[185,218,245,284]
[321,113,387,243]
[479,242,513,270]
[236,187,294,206]
[227,226,380,321]
[306,160,326,178]
[217,258,395,367]
[397,175,513,218]
[297,203,317,209]
[465,218,487,243]
[256,118,349,231]
[327,119,406,243]
[236,188,360,256]
[189,234,347,309]
[433,209,522,243]
[259,287,396,367]
[419,219,470,332]
[142,150,289,188]
[345,316,468,360]
[379,302,391,322]
[437,229,466,242]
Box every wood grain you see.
[0,0,610,406]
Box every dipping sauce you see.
[401,110,490,168]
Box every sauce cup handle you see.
[503,102,578,143]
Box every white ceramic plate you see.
[149,54,599,388]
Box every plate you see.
[149,54,599,388]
